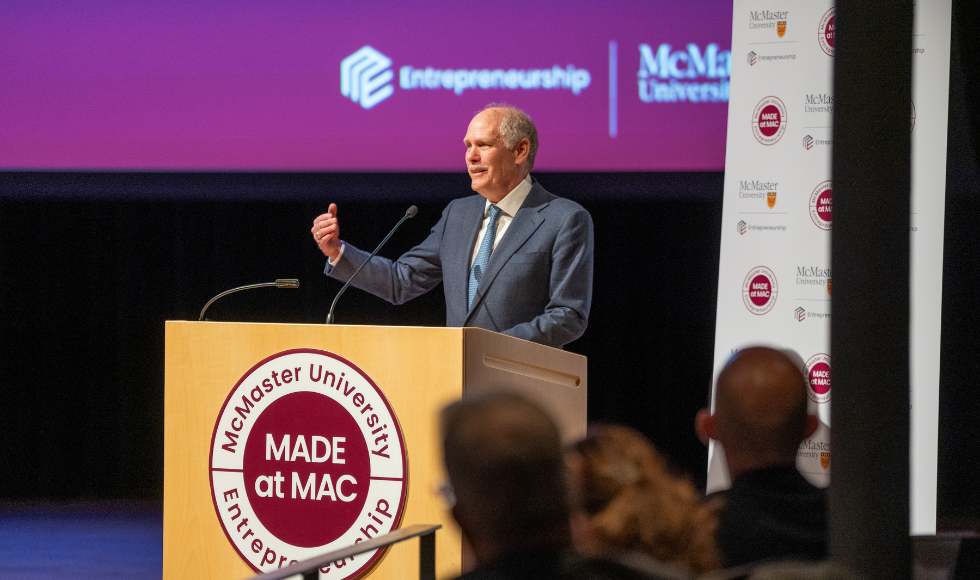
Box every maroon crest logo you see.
[809,180,832,230]
[209,349,408,577]
[742,266,778,315]
[818,8,835,56]
[752,96,788,145]
[805,353,831,404]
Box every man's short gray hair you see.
[479,103,539,171]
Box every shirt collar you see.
[486,175,533,218]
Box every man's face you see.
[464,109,523,202]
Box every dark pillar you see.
[830,2,913,580]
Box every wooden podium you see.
[164,321,587,580]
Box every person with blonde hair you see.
[566,424,720,577]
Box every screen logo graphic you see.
[747,51,757,66]
[752,96,787,145]
[344,47,594,104]
[803,134,813,149]
[777,21,787,38]
[809,181,833,230]
[818,8,836,56]
[637,43,731,103]
[742,266,778,315]
[805,353,831,404]
[738,220,747,235]
[341,46,395,109]
[767,191,777,208]
[796,306,806,322]
[400,65,591,95]
[210,349,408,576]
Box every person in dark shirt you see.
[695,347,827,567]
[441,392,573,580]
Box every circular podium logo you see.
[209,349,407,577]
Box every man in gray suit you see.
[312,104,593,348]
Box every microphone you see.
[326,205,418,324]
[199,279,299,321]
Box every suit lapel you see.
[464,183,549,321]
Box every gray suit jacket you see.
[324,180,593,348]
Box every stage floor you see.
[0,501,163,580]
[1,500,974,580]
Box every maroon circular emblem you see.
[749,275,772,306]
[805,353,831,404]
[209,349,408,577]
[818,8,835,56]
[742,266,778,315]
[758,106,782,137]
[809,180,833,230]
[244,392,371,548]
[752,97,788,145]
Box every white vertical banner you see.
[709,1,951,535]
[909,1,952,536]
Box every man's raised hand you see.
[312,203,342,260]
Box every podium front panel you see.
[164,322,465,580]
[164,322,586,579]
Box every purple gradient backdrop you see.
[0,0,732,171]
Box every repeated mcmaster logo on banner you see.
[0,0,733,173]
[710,0,952,535]
[209,349,407,576]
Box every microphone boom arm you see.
[199,279,299,321]
[326,206,417,324]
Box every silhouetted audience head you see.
[441,391,571,566]
[696,347,817,479]
[566,424,720,575]
[696,347,828,568]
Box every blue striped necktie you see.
[468,204,502,309]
